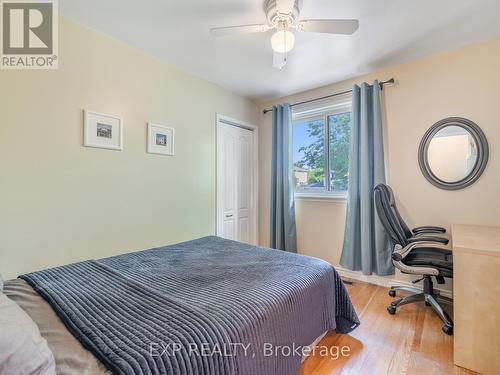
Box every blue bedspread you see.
[20,236,359,375]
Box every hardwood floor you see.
[298,281,477,375]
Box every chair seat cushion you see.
[403,247,453,278]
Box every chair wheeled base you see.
[386,276,453,335]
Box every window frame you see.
[292,99,352,201]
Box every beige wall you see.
[259,38,500,285]
[0,17,259,279]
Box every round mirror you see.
[419,118,489,190]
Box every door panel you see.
[238,217,250,244]
[223,130,236,215]
[238,134,251,210]
[236,131,253,243]
[224,216,237,241]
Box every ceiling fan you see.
[210,0,359,70]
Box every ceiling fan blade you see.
[210,24,270,37]
[273,51,287,70]
[276,0,296,14]
[297,19,359,35]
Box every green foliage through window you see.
[292,111,351,193]
[329,113,351,191]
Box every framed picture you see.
[84,110,123,150]
[148,123,175,156]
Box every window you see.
[292,101,352,197]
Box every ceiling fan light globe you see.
[271,30,295,53]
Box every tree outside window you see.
[293,111,351,194]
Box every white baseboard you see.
[336,266,453,299]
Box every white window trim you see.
[295,191,348,202]
[292,97,352,201]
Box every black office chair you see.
[374,184,454,335]
[377,184,450,296]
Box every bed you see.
[3,236,359,375]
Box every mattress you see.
[4,280,328,374]
[5,236,359,374]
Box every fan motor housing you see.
[265,0,300,27]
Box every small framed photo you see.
[84,110,123,151]
[148,123,175,156]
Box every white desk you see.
[452,224,500,375]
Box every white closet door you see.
[217,122,255,244]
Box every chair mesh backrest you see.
[384,185,413,238]
[374,184,408,247]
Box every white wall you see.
[258,37,500,286]
[0,17,259,279]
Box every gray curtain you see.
[340,81,394,275]
[270,104,297,252]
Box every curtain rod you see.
[262,78,395,114]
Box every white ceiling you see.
[60,0,500,102]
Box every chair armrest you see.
[412,226,446,234]
[393,240,449,261]
[408,236,449,245]
[392,241,447,276]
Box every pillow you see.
[0,273,3,291]
[0,293,56,375]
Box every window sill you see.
[294,192,347,202]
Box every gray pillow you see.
[0,293,56,375]
[0,273,3,291]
